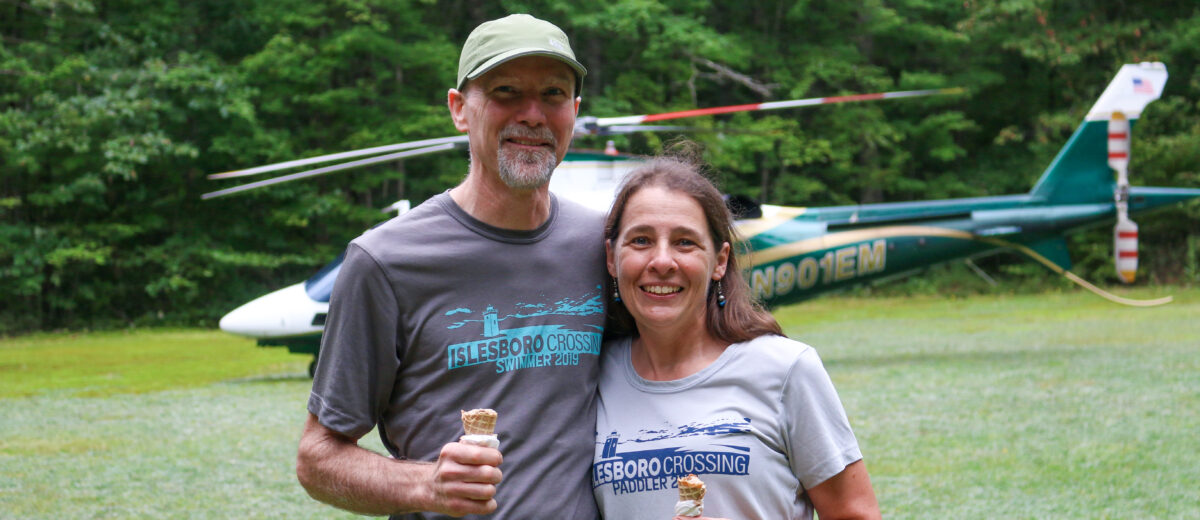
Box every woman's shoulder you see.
[737,334,815,364]
[706,334,810,382]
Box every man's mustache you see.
[499,126,557,149]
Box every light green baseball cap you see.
[457,14,586,96]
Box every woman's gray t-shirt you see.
[592,334,862,519]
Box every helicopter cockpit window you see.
[304,252,345,303]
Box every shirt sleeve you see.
[781,344,863,490]
[307,242,402,439]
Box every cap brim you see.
[463,48,587,95]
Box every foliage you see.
[2,1,1198,332]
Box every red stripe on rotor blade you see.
[1118,251,1139,258]
[822,93,887,103]
[627,88,960,125]
[640,103,764,122]
[1118,231,1138,238]
[1108,152,1128,159]
[1108,132,1128,139]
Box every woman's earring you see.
[716,280,726,308]
[612,280,622,303]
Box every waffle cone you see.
[461,408,498,435]
[677,474,706,502]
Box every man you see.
[296,14,606,519]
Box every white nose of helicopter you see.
[219,283,328,339]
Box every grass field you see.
[2,287,1198,518]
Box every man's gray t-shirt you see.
[309,192,607,519]
[592,335,862,519]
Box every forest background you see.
[2,0,1198,334]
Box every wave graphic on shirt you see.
[623,417,754,444]
[444,285,604,330]
[593,417,752,494]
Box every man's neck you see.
[449,170,553,231]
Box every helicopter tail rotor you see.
[1108,111,1138,284]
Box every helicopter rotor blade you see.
[207,135,470,180]
[601,124,709,134]
[603,125,778,136]
[202,142,460,200]
[586,87,965,130]
[206,87,962,199]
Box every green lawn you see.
[0,329,310,398]
[780,287,1200,519]
[1,288,1198,518]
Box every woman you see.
[592,154,880,520]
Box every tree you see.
[2,0,1196,333]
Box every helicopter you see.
[207,62,1200,375]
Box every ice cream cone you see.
[678,473,706,502]
[461,408,498,435]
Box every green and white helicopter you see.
[206,62,1199,373]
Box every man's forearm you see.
[297,414,435,516]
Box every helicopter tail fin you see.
[1027,63,1167,205]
